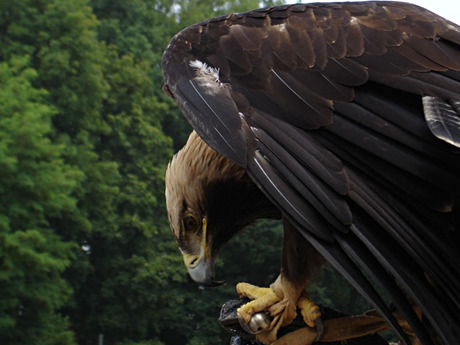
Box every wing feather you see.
[249,109,351,192]
[334,231,433,345]
[423,96,460,147]
[252,126,352,228]
[304,229,413,344]
[322,58,368,86]
[248,151,334,241]
[325,114,457,189]
[407,36,460,70]
[269,69,334,127]
[292,68,355,102]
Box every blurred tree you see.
[63,1,184,344]
[0,56,81,345]
[174,0,285,27]
[0,1,117,344]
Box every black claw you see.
[314,317,324,343]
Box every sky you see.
[403,0,460,24]
[289,0,460,25]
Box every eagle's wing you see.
[162,2,460,344]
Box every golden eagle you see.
[162,2,460,344]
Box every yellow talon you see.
[237,282,279,323]
[297,292,321,328]
[236,282,272,299]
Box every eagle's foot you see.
[236,283,279,324]
[236,276,321,344]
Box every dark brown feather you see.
[344,19,365,56]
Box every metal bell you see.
[248,312,271,334]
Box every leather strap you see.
[272,310,418,345]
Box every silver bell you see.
[248,312,271,334]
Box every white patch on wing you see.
[189,60,230,95]
[189,60,221,83]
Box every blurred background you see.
[0,1,454,344]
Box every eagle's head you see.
[165,131,280,286]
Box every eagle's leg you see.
[236,219,325,344]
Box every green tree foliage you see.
[0,1,374,344]
[0,56,80,345]
[174,0,286,27]
[65,2,180,344]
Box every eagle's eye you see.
[182,214,200,232]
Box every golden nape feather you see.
[165,131,246,240]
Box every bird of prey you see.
[162,2,460,344]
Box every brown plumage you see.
[163,2,460,344]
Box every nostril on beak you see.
[183,253,201,269]
[190,257,198,267]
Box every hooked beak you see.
[182,219,225,287]
[183,253,224,287]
